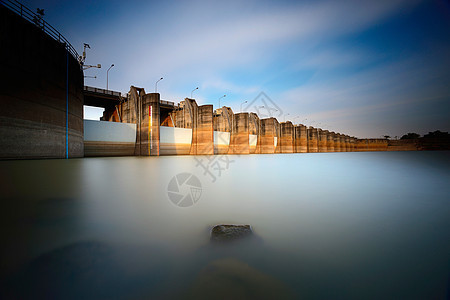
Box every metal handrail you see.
[1,0,79,61]
[160,100,175,106]
[84,86,122,97]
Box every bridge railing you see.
[160,100,175,106]
[84,86,122,97]
[1,0,79,61]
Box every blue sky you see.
[20,0,450,138]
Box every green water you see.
[1,151,449,299]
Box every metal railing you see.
[84,86,122,97]
[160,100,175,106]
[1,0,79,61]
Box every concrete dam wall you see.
[2,1,423,159]
[93,86,391,157]
[0,4,84,159]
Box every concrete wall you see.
[196,104,214,155]
[307,127,318,153]
[1,6,84,159]
[214,131,231,154]
[160,126,192,155]
[294,124,308,153]
[260,118,278,154]
[318,129,327,152]
[213,107,233,154]
[279,122,295,153]
[84,120,136,156]
[249,113,260,154]
[326,130,334,152]
[230,113,250,154]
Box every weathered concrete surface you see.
[339,134,346,152]
[141,93,160,156]
[160,126,192,155]
[260,118,279,154]
[307,127,318,153]
[333,133,340,152]
[196,105,214,155]
[279,122,294,153]
[326,130,335,152]
[230,113,250,154]
[83,120,136,157]
[213,107,233,154]
[248,113,260,154]
[1,6,83,159]
[343,135,349,152]
[386,140,420,151]
[294,124,308,153]
[318,128,327,152]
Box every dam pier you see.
[84,86,385,157]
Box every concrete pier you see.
[318,129,328,152]
[230,113,250,154]
[249,113,260,154]
[325,130,334,152]
[260,118,279,154]
[280,122,295,153]
[333,133,341,152]
[294,124,308,153]
[196,104,214,155]
[213,107,233,155]
[340,134,346,152]
[308,127,318,153]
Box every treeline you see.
[400,130,450,140]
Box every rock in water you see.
[211,224,253,242]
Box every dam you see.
[0,0,434,160]
[84,86,381,157]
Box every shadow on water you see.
[4,241,169,299]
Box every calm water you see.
[1,152,449,299]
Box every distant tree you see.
[383,135,391,139]
[400,133,420,140]
[423,130,450,139]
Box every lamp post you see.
[155,77,163,93]
[240,100,247,112]
[218,95,226,108]
[106,64,114,91]
[191,87,199,99]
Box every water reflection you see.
[0,152,449,299]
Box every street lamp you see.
[191,87,199,99]
[106,64,114,91]
[240,100,247,112]
[218,94,226,107]
[256,105,265,117]
[155,77,163,93]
